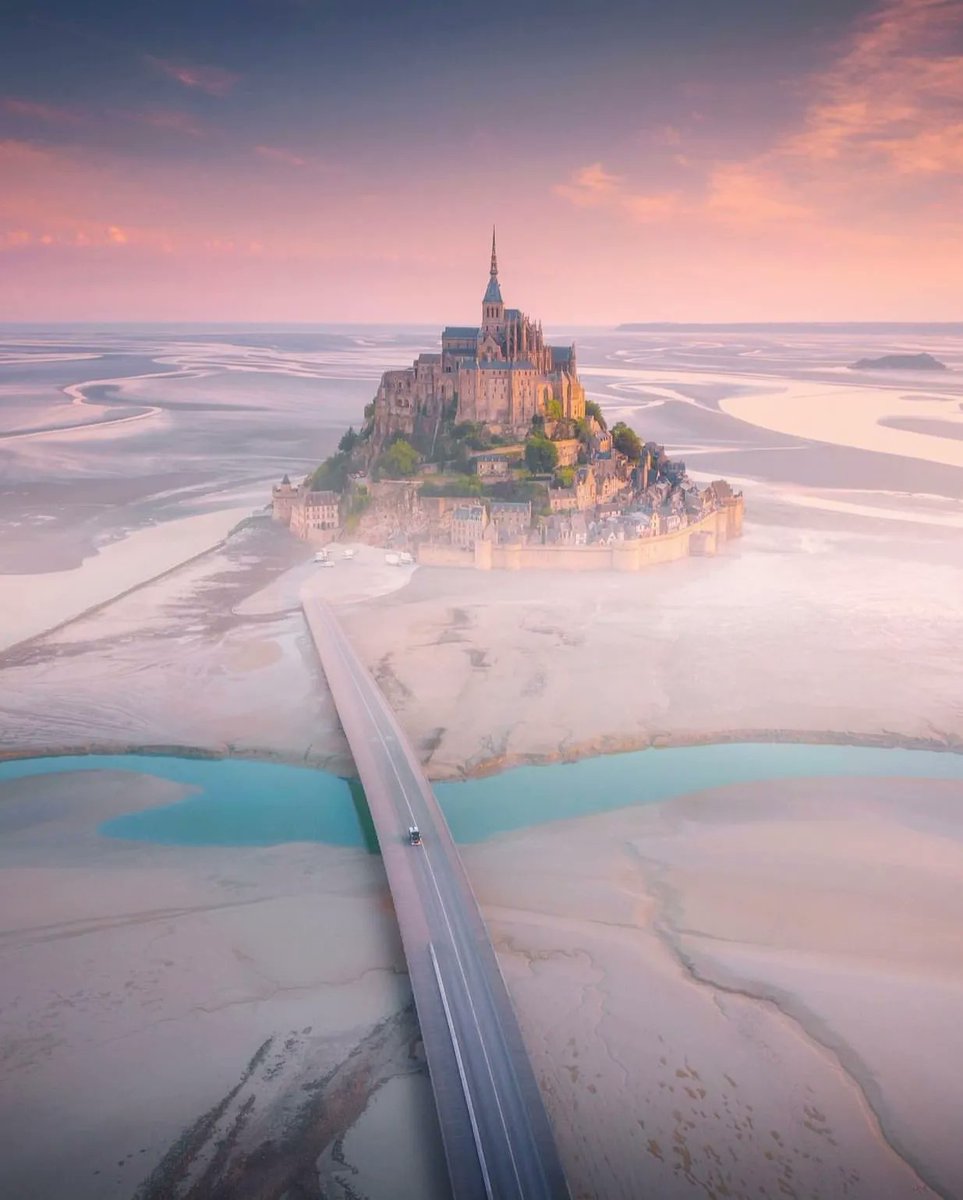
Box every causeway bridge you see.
[303,597,570,1200]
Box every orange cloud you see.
[705,166,812,224]
[553,162,623,207]
[146,57,239,96]
[555,0,963,238]
[782,0,963,176]
[554,163,681,222]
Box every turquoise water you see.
[0,744,960,848]
[0,755,367,847]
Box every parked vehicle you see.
[320,559,335,569]
[384,552,400,566]
[407,825,422,846]
[314,549,328,563]
[399,551,414,565]
[342,548,356,560]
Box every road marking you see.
[430,942,494,1200]
[312,602,527,1196]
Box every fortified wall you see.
[417,497,744,572]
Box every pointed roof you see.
[483,225,503,305]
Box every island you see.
[849,352,947,371]
[272,232,743,570]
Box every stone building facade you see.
[371,231,586,448]
[272,475,298,523]
[289,489,340,539]
[490,501,532,542]
[451,504,489,548]
[273,479,341,542]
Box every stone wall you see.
[417,543,476,568]
[417,500,744,573]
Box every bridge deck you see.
[303,597,570,1200]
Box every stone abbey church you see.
[371,231,586,448]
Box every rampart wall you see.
[415,498,744,573]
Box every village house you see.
[541,512,588,545]
[591,429,613,458]
[593,457,631,504]
[489,501,532,542]
[451,503,489,548]
[473,453,511,479]
[548,488,578,512]
[289,489,341,540]
[549,465,597,512]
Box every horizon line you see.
[0,319,961,331]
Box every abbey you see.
[371,231,586,448]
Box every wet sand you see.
[0,502,256,652]
[3,766,959,1198]
[0,767,447,1200]
[464,774,963,1200]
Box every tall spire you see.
[483,225,503,306]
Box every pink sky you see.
[1,0,961,323]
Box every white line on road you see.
[314,602,526,1197]
[430,942,494,1200]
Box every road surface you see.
[303,596,570,1200]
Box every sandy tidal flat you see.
[719,378,963,469]
[0,502,255,652]
[0,768,448,1200]
[464,774,963,1200]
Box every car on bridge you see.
[407,825,422,846]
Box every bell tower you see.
[481,226,504,334]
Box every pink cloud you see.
[146,57,239,96]
[1,97,84,125]
[554,163,681,223]
[781,0,963,175]
[138,109,206,137]
[555,0,963,239]
[705,165,812,224]
[255,144,308,168]
[553,162,623,207]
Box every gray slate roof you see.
[483,277,504,304]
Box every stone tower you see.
[481,226,504,336]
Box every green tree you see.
[524,434,559,474]
[611,421,642,462]
[420,475,484,498]
[585,400,607,430]
[377,438,419,479]
[338,426,359,454]
[545,397,564,422]
[554,466,575,488]
[310,451,351,493]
